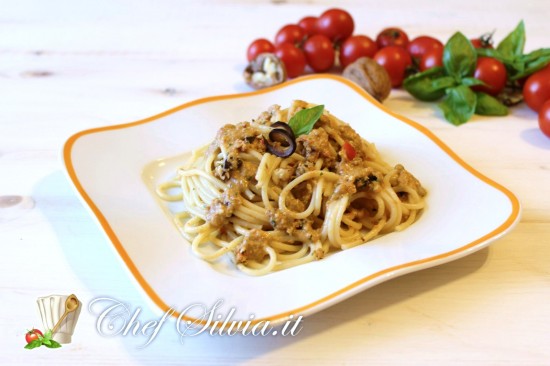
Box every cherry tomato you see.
[376,27,409,49]
[339,35,378,68]
[539,100,550,138]
[316,8,354,42]
[419,47,444,71]
[298,16,318,37]
[407,36,443,60]
[374,46,412,87]
[523,65,550,112]
[275,43,307,78]
[472,57,507,96]
[303,34,335,72]
[246,39,275,62]
[275,24,306,46]
[342,141,356,160]
[26,329,43,344]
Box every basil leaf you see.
[288,104,324,137]
[405,66,445,81]
[461,77,485,87]
[512,59,525,73]
[509,52,550,80]
[444,32,476,79]
[512,55,550,80]
[475,92,509,116]
[432,76,457,89]
[43,330,53,341]
[403,67,455,101]
[44,340,62,348]
[24,340,42,350]
[476,48,501,59]
[497,20,526,59]
[476,48,514,65]
[438,85,477,125]
[520,48,550,64]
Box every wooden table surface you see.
[2,0,549,364]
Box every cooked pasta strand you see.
[158,101,426,275]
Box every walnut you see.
[342,57,392,102]
[243,53,287,89]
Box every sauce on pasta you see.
[157,100,426,275]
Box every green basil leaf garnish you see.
[288,104,324,137]
[443,32,477,79]
[403,67,455,101]
[43,330,53,341]
[520,48,550,64]
[24,340,42,350]
[475,92,509,116]
[497,20,526,59]
[439,85,477,125]
[461,77,485,87]
[476,47,503,59]
[476,48,515,68]
[511,54,550,80]
[44,340,62,348]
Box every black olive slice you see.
[266,128,296,158]
[270,121,295,138]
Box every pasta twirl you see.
[157,100,427,276]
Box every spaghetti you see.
[157,100,426,275]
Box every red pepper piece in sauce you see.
[342,141,356,160]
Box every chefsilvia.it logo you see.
[88,297,304,348]
[24,294,82,350]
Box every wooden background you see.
[1,0,549,364]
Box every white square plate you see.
[63,75,520,325]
